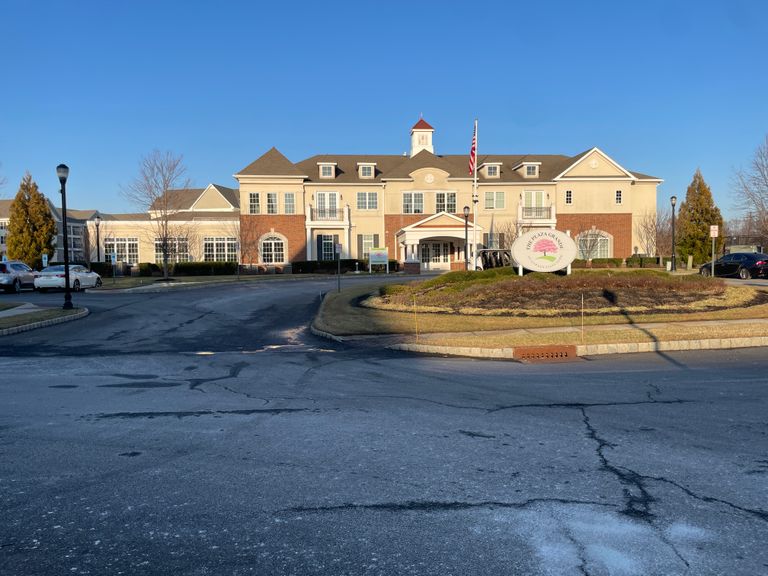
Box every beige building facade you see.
[236,119,661,271]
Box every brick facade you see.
[240,214,306,264]
[556,213,633,258]
[384,214,436,260]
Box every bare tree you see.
[655,207,672,260]
[634,211,658,256]
[122,150,190,279]
[574,225,606,260]
[734,135,768,237]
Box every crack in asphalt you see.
[89,408,311,420]
[488,399,689,413]
[282,497,616,514]
[184,361,249,392]
[563,529,592,576]
[580,408,691,569]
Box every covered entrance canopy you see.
[395,212,483,271]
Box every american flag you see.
[468,122,477,175]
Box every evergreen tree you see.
[676,169,724,265]
[7,173,56,269]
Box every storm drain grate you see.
[513,345,579,363]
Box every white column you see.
[306,228,313,260]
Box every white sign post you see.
[710,225,719,277]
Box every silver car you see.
[0,260,36,294]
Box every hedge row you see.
[291,259,400,274]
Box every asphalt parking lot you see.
[1,278,767,575]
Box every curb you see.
[310,324,346,343]
[0,308,90,337]
[388,337,768,359]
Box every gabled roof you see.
[236,147,307,177]
[211,184,239,208]
[383,150,458,180]
[149,188,204,212]
[412,118,434,131]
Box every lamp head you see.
[463,205,470,217]
[670,195,677,207]
[94,214,101,227]
[56,164,69,185]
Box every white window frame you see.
[436,192,456,213]
[318,163,336,179]
[576,230,613,260]
[261,235,286,264]
[203,237,238,262]
[484,191,505,210]
[267,192,278,214]
[361,234,375,259]
[249,192,260,215]
[525,165,538,177]
[356,191,378,210]
[403,192,424,214]
[284,192,295,215]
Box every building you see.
[85,184,239,265]
[236,119,661,272]
[0,198,90,263]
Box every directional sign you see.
[42,253,48,267]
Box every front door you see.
[420,242,451,271]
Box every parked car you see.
[34,265,102,292]
[699,252,768,279]
[0,260,36,293]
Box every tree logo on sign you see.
[533,238,558,262]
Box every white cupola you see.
[410,118,435,157]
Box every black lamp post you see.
[463,205,470,271]
[57,164,73,310]
[94,214,101,264]
[670,195,677,272]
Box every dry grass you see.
[315,279,768,337]
[0,308,81,330]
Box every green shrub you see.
[137,262,162,277]
[172,261,238,276]
[292,259,365,274]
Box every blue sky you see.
[1,0,766,219]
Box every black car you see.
[699,252,768,279]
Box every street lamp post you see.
[463,205,470,271]
[670,195,677,272]
[57,164,73,310]
[94,214,101,264]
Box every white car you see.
[34,265,102,292]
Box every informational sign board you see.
[510,229,578,273]
[110,253,117,265]
[42,253,48,267]
[710,225,719,238]
[335,243,342,255]
[2,254,7,262]
[369,248,388,265]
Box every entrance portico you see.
[396,212,482,271]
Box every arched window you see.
[576,229,613,259]
[261,235,286,264]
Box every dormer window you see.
[357,162,376,179]
[482,163,501,178]
[521,162,541,178]
[318,162,337,179]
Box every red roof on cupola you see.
[412,118,434,130]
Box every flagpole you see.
[472,119,478,270]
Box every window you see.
[0,221,7,245]
[361,234,375,259]
[484,191,505,210]
[104,237,139,264]
[360,165,373,178]
[565,190,573,205]
[284,193,295,214]
[357,191,378,210]
[203,237,238,262]
[403,192,424,214]
[526,165,537,177]
[615,190,622,204]
[319,234,336,261]
[249,192,260,215]
[436,192,456,213]
[485,233,505,249]
[486,165,499,177]
[267,192,278,214]
[577,230,612,259]
[319,164,335,178]
[261,236,285,264]
[155,237,190,264]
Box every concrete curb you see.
[310,323,346,343]
[0,308,90,337]
[388,337,768,359]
